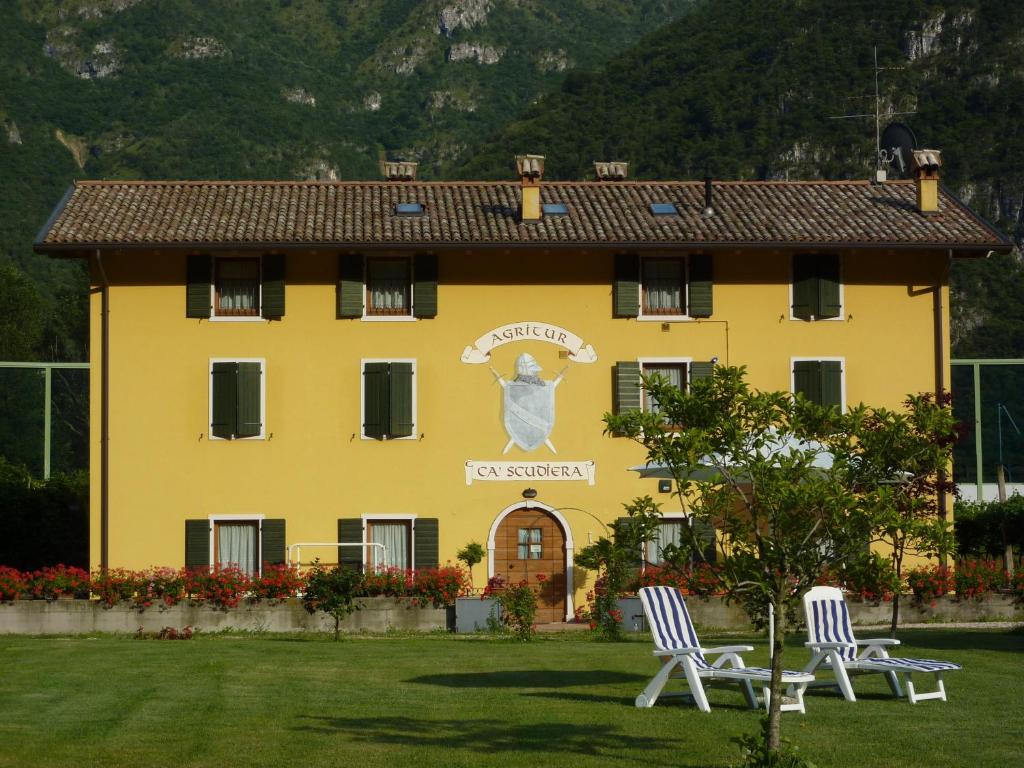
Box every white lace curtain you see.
[649,520,685,565]
[643,259,683,313]
[643,364,685,415]
[371,522,410,569]
[217,522,257,574]
[368,259,410,314]
[217,260,258,313]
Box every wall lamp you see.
[522,488,538,499]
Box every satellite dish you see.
[880,123,918,179]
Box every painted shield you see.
[503,380,555,451]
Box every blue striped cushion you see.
[808,599,857,660]
[857,657,962,672]
[640,586,712,669]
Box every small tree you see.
[606,366,869,755]
[575,496,663,640]
[846,392,958,636]
[301,562,363,640]
[456,541,485,589]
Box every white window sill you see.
[788,315,845,322]
[209,434,267,441]
[359,434,418,441]
[637,315,691,322]
[361,315,417,322]
[208,316,267,323]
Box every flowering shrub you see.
[0,566,29,601]
[953,557,1007,600]
[28,565,90,600]
[135,625,194,640]
[484,576,538,640]
[250,564,304,602]
[182,566,251,609]
[906,564,954,605]
[1013,570,1024,603]
[91,568,143,607]
[630,564,725,598]
[411,566,471,607]
[818,554,901,604]
[361,567,415,598]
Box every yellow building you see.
[35,156,1011,622]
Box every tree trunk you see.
[333,613,340,641]
[766,593,785,753]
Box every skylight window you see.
[542,203,569,216]
[394,202,425,217]
[649,203,679,216]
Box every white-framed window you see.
[791,357,845,411]
[211,256,263,322]
[210,515,265,575]
[638,357,692,416]
[209,358,266,440]
[640,255,688,319]
[360,358,417,440]
[362,514,416,570]
[789,253,843,321]
[364,256,414,321]
[645,515,688,566]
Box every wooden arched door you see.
[493,506,567,623]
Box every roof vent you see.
[382,161,418,181]
[516,154,545,181]
[594,161,628,181]
[542,203,569,216]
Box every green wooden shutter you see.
[413,254,438,318]
[793,360,821,404]
[337,254,364,318]
[792,254,816,320]
[413,518,439,570]
[613,362,642,414]
[186,255,212,318]
[817,255,841,319]
[185,519,210,569]
[261,519,286,567]
[688,253,713,317]
[236,362,262,438]
[689,361,715,386]
[337,518,364,570]
[363,362,390,439]
[261,253,285,319]
[613,253,640,317]
[389,362,414,438]
[820,361,843,409]
[210,362,238,439]
[691,518,717,564]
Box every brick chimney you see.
[515,154,544,221]
[382,160,418,181]
[912,149,942,214]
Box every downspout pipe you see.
[95,250,110,573]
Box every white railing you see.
[286,542,386,571]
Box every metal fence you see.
[0,362,89,479]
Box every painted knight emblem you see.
[492,353,566,454]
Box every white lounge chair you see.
[636,586,814,713]
[801,585,962,704]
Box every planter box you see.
[454,597,500,633]
[0,597,448,636]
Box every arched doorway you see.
[489,502,572,623]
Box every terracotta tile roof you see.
[35,179,1011,252]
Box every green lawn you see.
[0,629,1020,768]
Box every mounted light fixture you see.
[658,480,672,493]
[522,488,538,499]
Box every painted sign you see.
[496,354,562,453]
[461,322,598,364]
[465,461,596,486]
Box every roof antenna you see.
[829,46,916,182]
[703,165,714,217]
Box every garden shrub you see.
[483,574,538,640]
[953,557,1007,600]
[28,564,90,600]
[905,564,954,605]
[0,565,29,601]
[182,566,251,609]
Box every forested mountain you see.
[0,0,695,362]
[2,0,1024,476]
